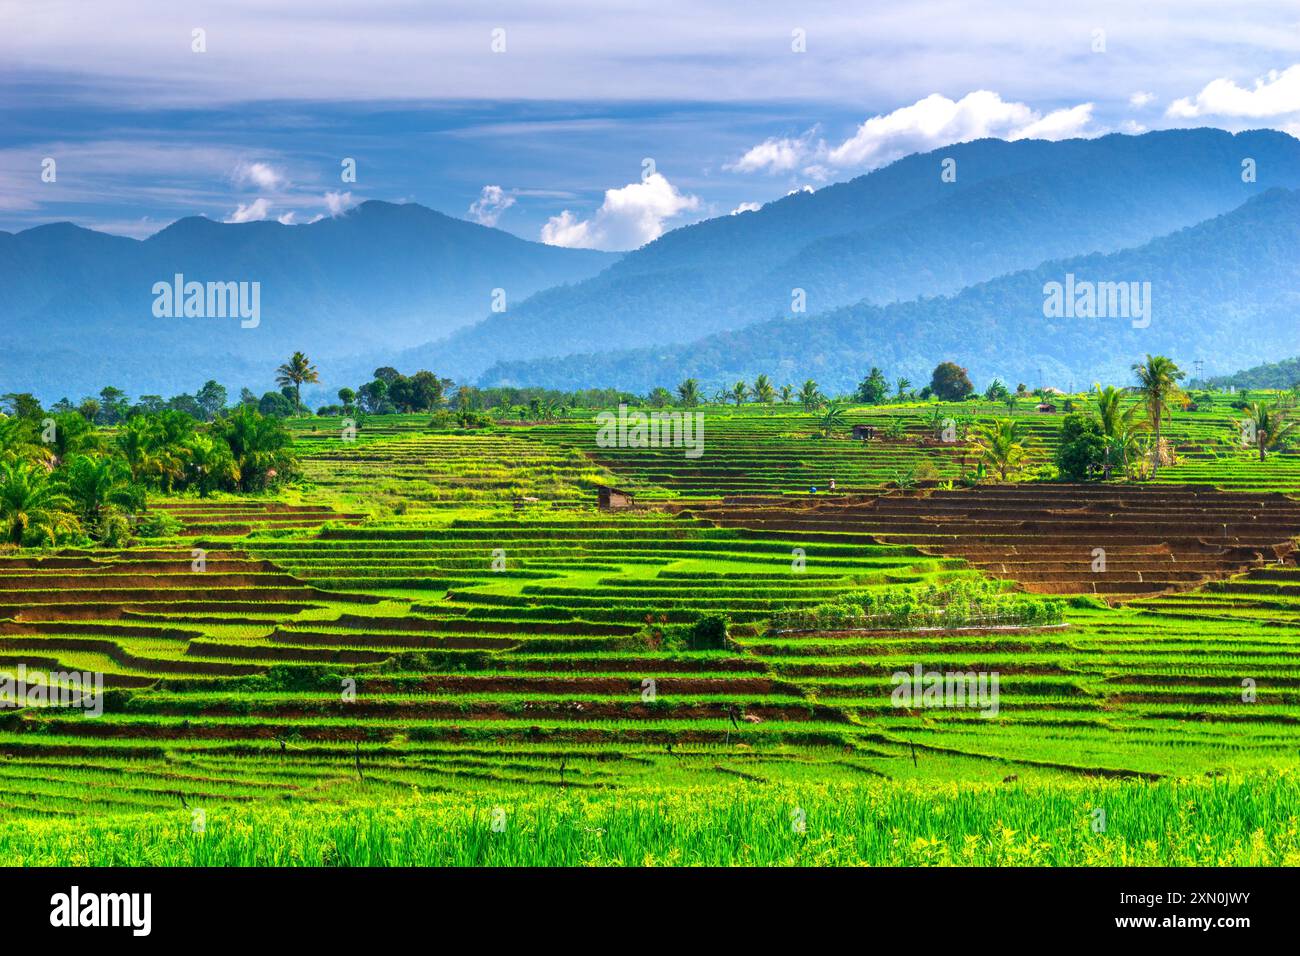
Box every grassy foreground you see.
[7,773,1298,866]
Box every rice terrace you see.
[2,376,1300,869]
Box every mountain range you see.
[0,202,613,399]
[483,187,1300,393]
[3,127,1299,403]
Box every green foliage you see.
[686,613,730,650]
[777,578,1064,631]
[1054,413,1106,481]
[855,367,889,404]
[929,361,974,402]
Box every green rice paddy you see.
[4,396,1299,865]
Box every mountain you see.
[411,128,1300,379]
[480,188,1300,394]
[1204,356,1300,391]
[0,201,614,400]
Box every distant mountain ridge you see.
[410,128,1300,380]
[481,187,1300,393]
[0,201,614,398]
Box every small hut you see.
[1035,402,1057,413]
[597,485,636,510]
[851,424,877,441]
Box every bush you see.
[687,614,730,650]
[1054,413,1106,481]
[135,510,183,538]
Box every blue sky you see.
[3,0,1299,248]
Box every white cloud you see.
[730,201,762,215]
[226,197,273,222]
[324,190,355,216]
[824,91,1096,171]
[785,185,815,196]
[725,131,815,174]
[1166,64,1300,118]
[467,184,516,226]
[235,161,287,190]
[277,211,297,225]
[727,92,1099,178]
[1009,103,1095,141]
[540,172,699,251]
[1129,91,1156,109]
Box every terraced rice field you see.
[5,402,1300,864]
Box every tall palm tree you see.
[895,377,912,401]
[731,381,748,406]
[779,384,794,404]
[1242,402,1298,462]
[972,419,1028,482]
[676,379,700,407]
[1131,355,1185,477]
[798,380,822,411]
[1092,384,1140,479]
[0,460,78,545]
[275,351,320,417]
[752,374,775,404]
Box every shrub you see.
[135,510,183,538]
[1054,413,1106,481]
[687,613,730,650]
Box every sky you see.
[2,0,1300,248]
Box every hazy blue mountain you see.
[0,201,614,399]
[1204,356,1300,391]
[480,188,1300,394]
[413,128,1300,379]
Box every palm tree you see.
[972,419,1028,482]
[1242,402,1298,462]
[1092,384,1140,479]
[779,384,794,404]
[212,406,294,491]
[57,454,144,530]
[895,377,912,401]
[676,379,700,407]
[275,351,320,417]
[0,417,52,466]
[1131,355,1185,477]
[817,401,846,439]
[730,381,748,406]
[182,434,241,497]
[0,460,78,545]
[752,375,775,404]
[798,380,822,411]
[1003,393,1018,415]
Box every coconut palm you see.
[895,378,912,401]
[0,460,78,545]
[1092,384,1140,479]
[730,381,748,406]
[972,419,1028,482]
[675,379,701,407]
[275,351,320,417]
[779,384,794,404]
[1241,402,1299,462]
[752,375,775,404]
[1131,355,1185,477]
[798,380,823,411]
